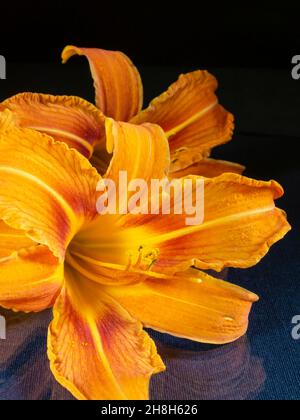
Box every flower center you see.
[65,215,160,286]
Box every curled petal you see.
[131,71,234,170]
[105,118,170,182]
[48,267,165,400]
[1,93,105,158]
[62,46,143,121]
[171,158,245,178]
[0,128,101,261]
[117,173,291,273]
[0,243,63,312]
[106,270,258,345]
[0,220,33,258]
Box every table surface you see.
[0,64,299,400]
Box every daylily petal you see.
[0,219,61,313]
[48,267,165,400]
[171,158,245,178]
[0,220,34,258]
[104,118,170,182]
[62,46,143,121]
[0,244,63,312]
[0,93,105,158]
[116,173,291,273]
[131,71,234,170]
[0,109,17,131]
[0,127,101,261]
[100,118,170,215]
[106,270,258,345]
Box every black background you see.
[0,1,300,68]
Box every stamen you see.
[126,245,160,271]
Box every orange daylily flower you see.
[0,46,241,178]
[0,47,291,400]
[0,102,291,399]
[61,46,241,175]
